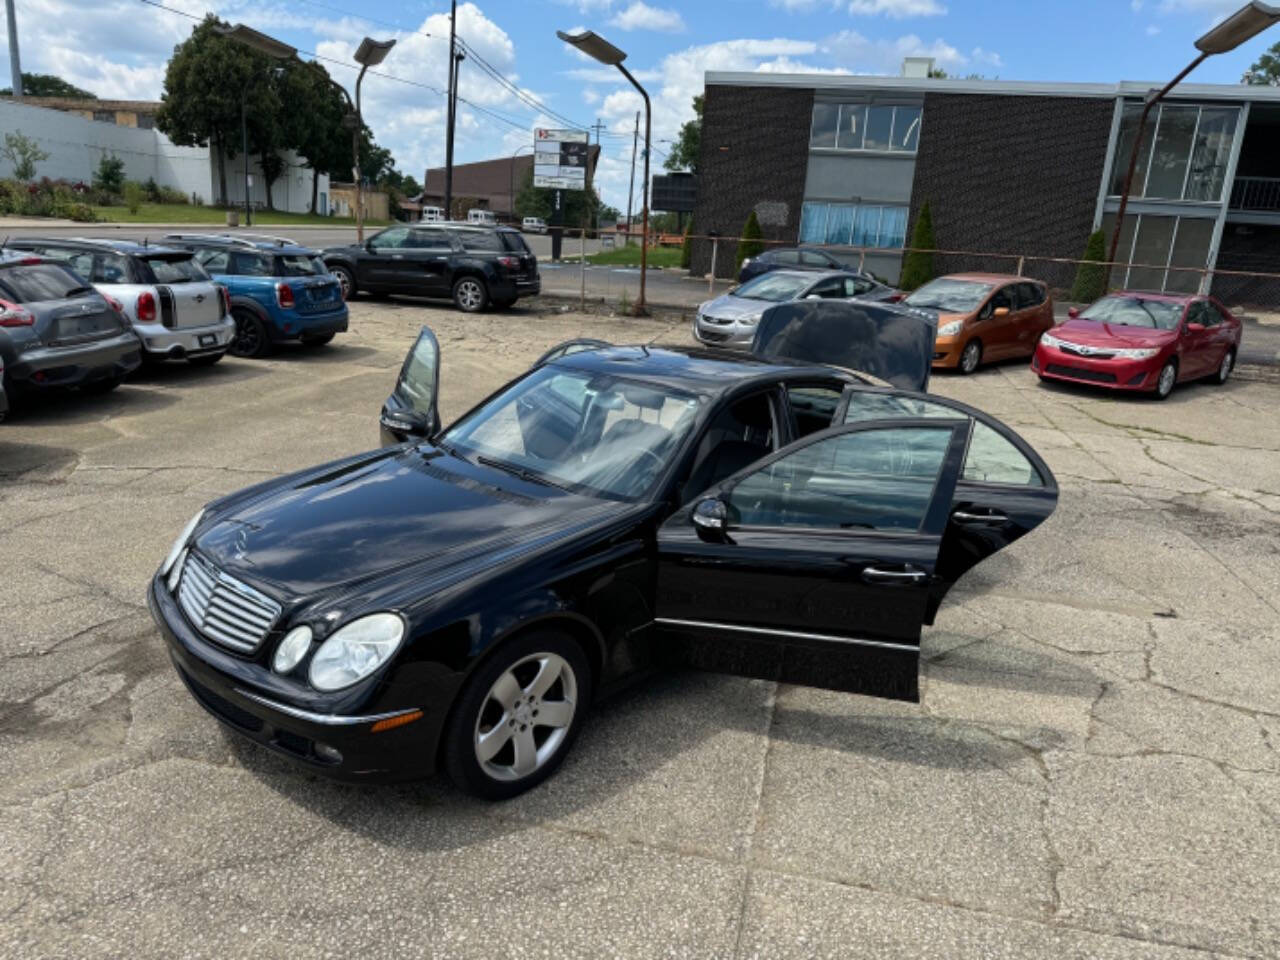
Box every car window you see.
[726,426,953,532]
[196,249,231,273]
[1192,301,1219,327]
[989,286,1014,312]
[277,254,327,276]
[368,226,409,250]
[407,228,453,250]
[454,230,504,252]
[1208,302,1232,326]
[230,252,272,276]
[800,251,829,267]
[442,365,705,501]
[786,384,844,438]
[808,278,845,299]
[39,248,98,280]
[143,256,207,284]
[1016,283,1044,309]
[845,277,873,296]
[0,263,92,302]
[499,232,531,254]
[682,391,777,501]
[732,272,812,302]
[842,392,1044,487]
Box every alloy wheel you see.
[1218,350,1234,384]
[335,267,353,300]
[473,652,577,782]
[960,341,981,374]
[456,279,484,312]
[231,310,265,358]
[1157,362,1176,399]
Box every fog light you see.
[272,625,313,675]
[314,743,342,764]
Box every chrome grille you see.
[176,551,281,653]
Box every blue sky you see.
[6,0,1278,209]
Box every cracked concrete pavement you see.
[2,299,1278,958]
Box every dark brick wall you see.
[690,84,813,278]
[1214,223,1280,306]
[908,93,1115,291]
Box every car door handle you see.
[392,254,404,259]
[952,510,1009,525]
[862,565,928,584]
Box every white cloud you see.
[846,0,947,17]
[970,47,1003,68]
[1146,24,1162,35]
[608,2,686,32]
[822,29,965,73]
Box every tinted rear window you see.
[452,230,503,252]
[499,232,530,254]
[278,255,326,277]
[144,256,208,284]
[0,263,92,302]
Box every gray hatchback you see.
[694,269,899,348]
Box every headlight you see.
[740,314,761,326]
[162,510,204,576]
[273,625,313,675]
[938,319,962,336]
[1040,332,1064,350]
[166,548,188,593]
[1111,347,1158,359]
[308,613,405,692]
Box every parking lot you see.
[2,297,1279,959]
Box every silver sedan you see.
[693,269,899,348]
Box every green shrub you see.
[64,202,98,222]
[899,201,936,290]
[156,185,188,204]
[1070,229,1107,304]
[680,216,694,270]
[736,210,764,270]
[123,181,145,214]
[2,132,48,181]
[93,153,125,194]
[143,176,160,201]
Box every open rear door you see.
[751,300,935,392]
[380,325,440,446]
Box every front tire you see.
[230,308,271,359]
[1154,359,1177,400]
[442,630,591,800]
[959,339,982,375]
[452,276,489,313]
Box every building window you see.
[1107,100,1240,203]
[93,110,115,123]
[1101,211,1216,293]
[136,113,155,130]
[800,201,909,249]
[810,102,922,154]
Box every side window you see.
[774,250,800,265]
[726,426,954,532]
[799,251,829,267]
[407,228,451,250]
[1209,302,1233,326]
[842,391,1043,487]
[197,249,230,272]
[786,384,844,437]
[808,279,844,299]
[91,254,129,283]
[1015,283,1042,309]
[989,286,1014,312]
[368,226,409,250]
[231,253,272,276]
[846,277,873,296]
[1193,301,1220,327]
[51,249,97,279]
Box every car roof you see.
[941,272,1042,285]
[1107,289,1196,303]
[8,236,192,257]
[163,234,316,255]
[551,344,843,395]
[437,221,519,232]
[744,268,852,284]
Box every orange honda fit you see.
[903,273,1056,374]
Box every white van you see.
[467,209,497,225]
[521,217,547,234]
[420,206,444,223]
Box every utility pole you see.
[589,117,604,235]
[444,0,457,220]
[625,110,639,244]
[5,0,21,98]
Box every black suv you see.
[738,246,855,284]
[322,223,540,312]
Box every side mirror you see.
[379,406,435,440]
[691,497,729,541]
[365,241,377,253]
[1067,306,1080,318]
[992,306,1011,318]
[1186,321,1205,333]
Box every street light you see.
[217,22,394,242]
[558,28,651,314]
[1107,0,1280,285]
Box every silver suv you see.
[6,238,234,365]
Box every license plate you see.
[56,315,111,338]
[198,334,217,347]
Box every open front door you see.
[655,418,970,702]
[380,325,441,446]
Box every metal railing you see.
[1229,176,1280,212]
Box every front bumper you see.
[135,317,235,359]
[693,314,756,348]
[5,330,142,388]
[932,336,965,368]
[148,574,440,782]
[1032,345,1160,391]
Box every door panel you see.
[391,228,455,295]
[380,325,441,445]
[361,226,410,288]
[655,420,969,702]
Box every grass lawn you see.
[565,244,683,269]
[90,203,390,227]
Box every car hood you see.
[751,300,935,392]
[1053,318,1178,349]
[194,446,623,605]
[699,293,771,321]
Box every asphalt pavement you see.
[2,298,1279,958]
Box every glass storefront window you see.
[1100,212,1213,293]
[1185,108,1238,203]
[838,104,866,149]
[810,102,839,149]
[799,202,827,243]
[825,205,855,245]
[797,203,909,249]
[1144,105,1198,200]
[851,206,881,246]
[878,206,908,248]
[893,106,922,152]
[1128,215,1177,290]
[1166,217,1214,293]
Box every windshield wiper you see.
[476,455,572,492]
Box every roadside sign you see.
[533,128,589,191]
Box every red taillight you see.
[220,286,231,316]
[276,282,295,308]
[0,298,33,327]
[887,293,904,303]
[136,291,156,324]
[497,255,520,270]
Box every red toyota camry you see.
[1032,291,1242,400]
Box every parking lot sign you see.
[534,128,589,191]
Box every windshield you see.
[442,364,705,501]
[1079,295,1183,330]
[0,263,93,302]
[278,254,327,277]
[144,256,207,284]
[905,278,993,312]
[732,273,811,302]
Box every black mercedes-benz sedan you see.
[148,301,1058,799]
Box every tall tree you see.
[900,201,936,290]
[1,73,97,98]
[1242,41,1280,85]
[156,15,279,206]
[280,60,351,213]
[663,94,703,174]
